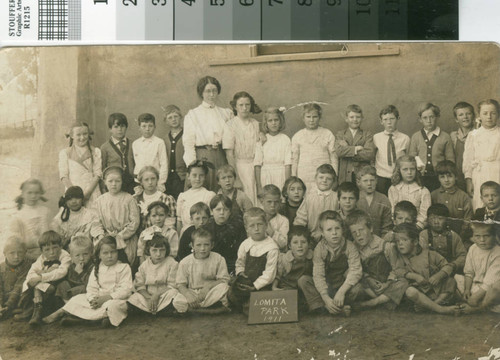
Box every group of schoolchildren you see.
[2,75,500,329]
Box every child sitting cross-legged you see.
[392,223,458,314]
[455,222,500,314]
[173,228,231,314]
[272,226,323,313]
[16,231,71,326]
[228,207,280,314]
[313,210,362,316]
[419,204,467,275]
[345,210,408,310]
[42,235,95,324]
[60,235,133,327]
[128,233,179,315]
[0,237,32,321]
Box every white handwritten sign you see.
[248,290,298,325]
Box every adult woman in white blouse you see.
[182,76,233,191]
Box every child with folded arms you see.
[173,228,230,314]
[18,231,71,326]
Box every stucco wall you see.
[33,43,500,212]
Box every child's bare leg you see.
[434,292,451,305]
[405,287,455,315]
[42,308,65,324]
[359,294,391,308]
[462,284,500,314]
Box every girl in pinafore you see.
[9,179,50,261]
[182,76,233,191]
[463,99,500,209]
[59,122,102,209]
[291,103,338,189]
[254,107,292,197]
[224,91,262,205]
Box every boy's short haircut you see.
[69,235,93,252]
[216,164,236,181]
[191,227,213,244]
[196,76,221,99]
[287,225,311,246]
[209,194,232,211]
[427,203,450,218]
[302,102,322,117]
[282,176,306,199]
[470,221,496,237]
[243,207,267,227]
[345,104,363,117]
[393,223,420,242]
[38,230,63,249]
[108,113,128,129]
[189,202,210,217]
[147,201,170,216]
[337,182,360,201]
[345,209,372,230]
[453,101,475,118]
[163,104,182,117]
[356,165,377,180]
[318,210,347,235]
[394,201,418,220]
[138,113,156,125]
[418,102,441,118]
[3,236,27,254]
[316,164,337,178]
[379,105,400,119]
[480,181,500,196]
[137,165,159,182]
[147,233,171,256]
[259,184,281,199]
[435,160,458,177]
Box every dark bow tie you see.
[44,260,61,267]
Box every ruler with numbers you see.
[1,0,458,43]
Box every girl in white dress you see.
[61,236,133,327]
[291,103,338,189]
[223,91,262,205]
[10,179,50,261]
[59,122,102,209]
[254,107,292,198]
[128,234,178,315]
[463,99,500,209]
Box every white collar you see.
[425,127,441,138]
[201,101,216,109]
[112,137,126,145]
[349,128,358,137]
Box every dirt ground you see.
[0,308,499,360]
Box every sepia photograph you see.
[0,43,499,359]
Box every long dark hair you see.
[15,178,47,210]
